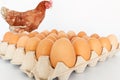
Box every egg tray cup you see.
[0,42,26,65]
[20,51,37,78]
[0,42,9,58]
[108,43,120,58]
[11,47,26,65]
[0,42,120,80]
[0,42,26,66]
[2,44,16,60]
[0,42,17,60]
[19,47,119,80]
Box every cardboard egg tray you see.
[0,41,120,80]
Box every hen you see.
[1,0,52,32]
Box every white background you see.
[0,0,120,80]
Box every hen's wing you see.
[17,9,45,32]
[1,7,46,32]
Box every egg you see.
[18,32,28,37]
[67,31,76,40]
[50,38,76,68]
[58,31,68,39]
[71,37,80,43]
[2,32,13,42]
[99,37,112,52]
[25,37,40,52]
[90,33,100,39]
[82,35,90,40]
[50,33,58,39]
[88,38,102,56]
[41,30,49,36]
[77,31,87,37]
[17,35,29,48]
[8,33,21,44]
[35,33,46,40]
[107,34,119,49]
[50,29,58,34]
[46,33,58,42]
[36,38,54,60]
[28,31,39,38]
[72,37,91,61]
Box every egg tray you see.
[0,42,120,80]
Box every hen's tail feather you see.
[1,7,8,19]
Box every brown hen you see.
[1,0,52,32]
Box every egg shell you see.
[25,37,40,52]
[77,31,87,37]
[107,34,119,49]
[51,33,58,39]
[2,32,13,42]
[8,33,20,44]
[28,31,39,38]
[72,37,91,61]
[90,33,100,39]
[18,32,28,37]
[88,38,102,56]
[49,32,58,38]
[46,33,58,42]
[67,31,76,40]
[58,31,68,39]
[35,33,46,40]
[82,35,90,40]
[17,35,29,48]
[71,37,80,43]
[50,29,58,34]
[41,30,49,36]
[36,38,54,60]
[50,38,76,68]
[99,37,112,52]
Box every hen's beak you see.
[1,7,7,19]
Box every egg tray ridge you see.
[0,42,120,80]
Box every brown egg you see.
[28,31,39,38]
[8,33,21,44]
[77,31,87,37]
[50,33,58,39]
[35,33,46,40]
[58,31,68,39]
[46,33,58,42]
[82,35,90,40]
[72,37,91,61]
[36,38,54,60]
[107,34,119,49]
[17,35,29,48]
[71,37,80,43]
[18,31,28,37]
[99,37,112,52]
[67,31,76,40]
[41,30,49,36]
[50,38,76,68]
[50,29,58,34]
[25,37,40,52]
[2,32,13,42]
[90,33,100,39]
[88,38,102,56]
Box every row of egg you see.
[0,30,119,80]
